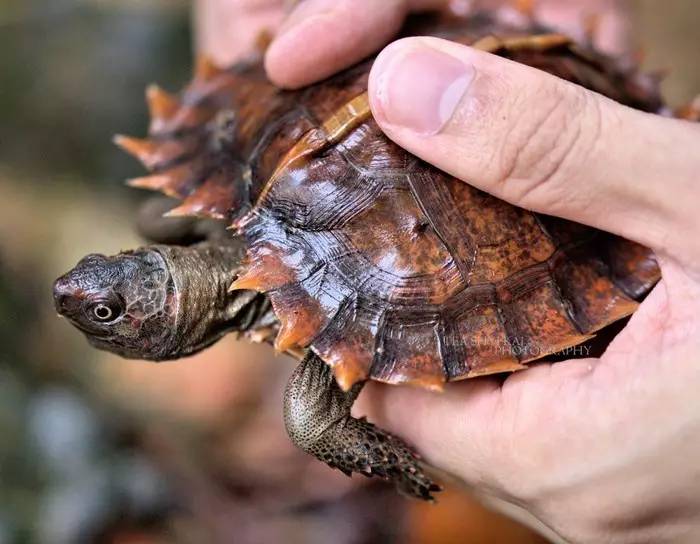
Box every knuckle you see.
[497,80,600,211]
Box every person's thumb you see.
[368,37,700,264]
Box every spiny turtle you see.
[53,11,665,500]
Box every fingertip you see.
[369,37,477,135]
[265,0,406,89]
[368,38,415,126]
[263,36,302,89]
[264,12,333,89]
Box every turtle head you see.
[54,242,251,361]
[53,248,180,360]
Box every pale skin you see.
[198,1,700,542]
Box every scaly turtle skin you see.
[53,11,666,500]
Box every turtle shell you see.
[117,12,661,391]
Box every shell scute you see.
[551,245,639,333]
[167,166,246,220]
[371,317,446,390]
[271,281,329,352]
[452,305,523,377]
[603,236,660,299]
[249,110,317,198]
[336,120,419,175]
[499,277,593,362]
[311,296,378,390]
[299,62,370,124]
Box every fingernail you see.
[372,43,474,135]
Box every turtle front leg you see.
[284,353,441,501]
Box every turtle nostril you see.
[52,278,75,312]
[55,295,68,312]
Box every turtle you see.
[53,10,666,500]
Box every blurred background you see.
[0,1,697,543]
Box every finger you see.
[367,37,700,260]
[356,357,601,493]
[265,0,447,88]
[195,0,285,66]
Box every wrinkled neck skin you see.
[154,241,258,360]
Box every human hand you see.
[262,1,700,543]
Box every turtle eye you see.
[88,296,124,323]
[93,304,113,321]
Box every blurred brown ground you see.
[0,1,697,543]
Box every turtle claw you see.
[388,447,441,502]
[398,477,441,502]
